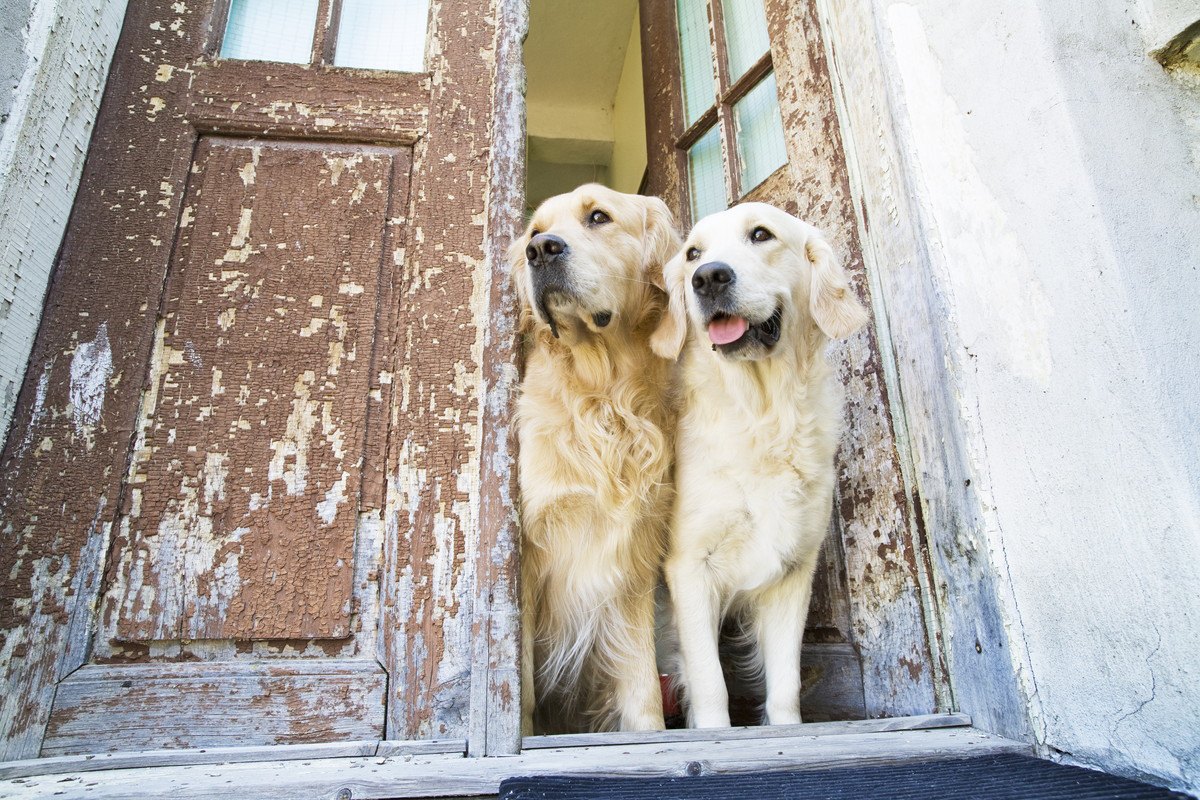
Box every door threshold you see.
[1,716,1028,799]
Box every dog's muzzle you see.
[527,233,571,338]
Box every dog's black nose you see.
[526,233,568,266]
[692,262,735,297]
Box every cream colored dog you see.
[651,203,867,728]
[512,184,680,733]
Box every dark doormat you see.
[499,754,1190,799]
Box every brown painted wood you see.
[41,660,386,756]
[0,0,515,761]
[104,136,406,642]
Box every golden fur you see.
[512,184,681,733]
[652,203,868,727]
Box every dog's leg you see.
[610,586,666,731]
[667,556,729,728]
[754,563,816,726]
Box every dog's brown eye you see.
[686,246,701,261]
[750,226,773,243]
[588,209,611,226]
[530,228,541,238]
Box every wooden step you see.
[0,715,1028,799]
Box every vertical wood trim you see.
[708,0,741,200]
[466,0,527,758]
[810,0,1030,738]
[641,0,690,224]
[312,0,342,66]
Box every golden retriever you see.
[651,203,868,727]
[511,184,681,733]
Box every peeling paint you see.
[68,323,113,442]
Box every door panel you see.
[106,137,404,642]
[0,0,520,759]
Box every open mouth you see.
[706,306,783,351]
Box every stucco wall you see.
[872,0,1200,792]
[0,0,127,446]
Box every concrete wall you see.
[869,0,1200,792]
[0,0,127,446]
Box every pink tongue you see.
[707,316,749,346]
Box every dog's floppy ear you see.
[508,225,536,336]
[640,196,682,291]
[650,250,688,360]
[806,235,869,339]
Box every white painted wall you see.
[871,0,1200,792]
[0,0,127,446]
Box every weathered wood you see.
[188,61,428,143]
[811,0,1030,736]
[41,660,386,756]
[466,0,527,758]
[0,0,508,758]
[103,137,406,642]
[0,742,378,781]
[0,728,1027,799]
[0,739,469,780]
[762,0,941,718]
[377,0,502,742]
[522,712,971,749]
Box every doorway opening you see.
[523,0,646,214]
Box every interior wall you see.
[865,0,1200,792]
[0,0,128,447]
[523,0,645,210]
[609,9,647,194]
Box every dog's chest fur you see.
[674,353,840,593]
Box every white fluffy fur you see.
[653,203,868,728]
[512,184,681,733]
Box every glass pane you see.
[676,0,716,127]
[721,0,770,82]
[688,125,727,222]
[334,0,430,72]
[734,71,787,192]
[221,0,318,64]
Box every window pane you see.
[721,0,770,82]
[677,0,716,127]
[734,71,787,192]
[334,0,429,72]
[688,126,727,222]
[221,0,318,64]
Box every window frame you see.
[209,0,430,72]
[674,0,782,224]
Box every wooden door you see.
[640,0,944,721]
[0,0,523,759]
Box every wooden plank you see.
[466,0,527,758]
[41,660,386,756]
[523,712,971,749]
[0,728,1028,799]
[187,61,428,142]
[0,742,377,781]
[811,0,1032,737]
[375,740,468,758]
[0,739,468,780]
[378,0,503,743]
